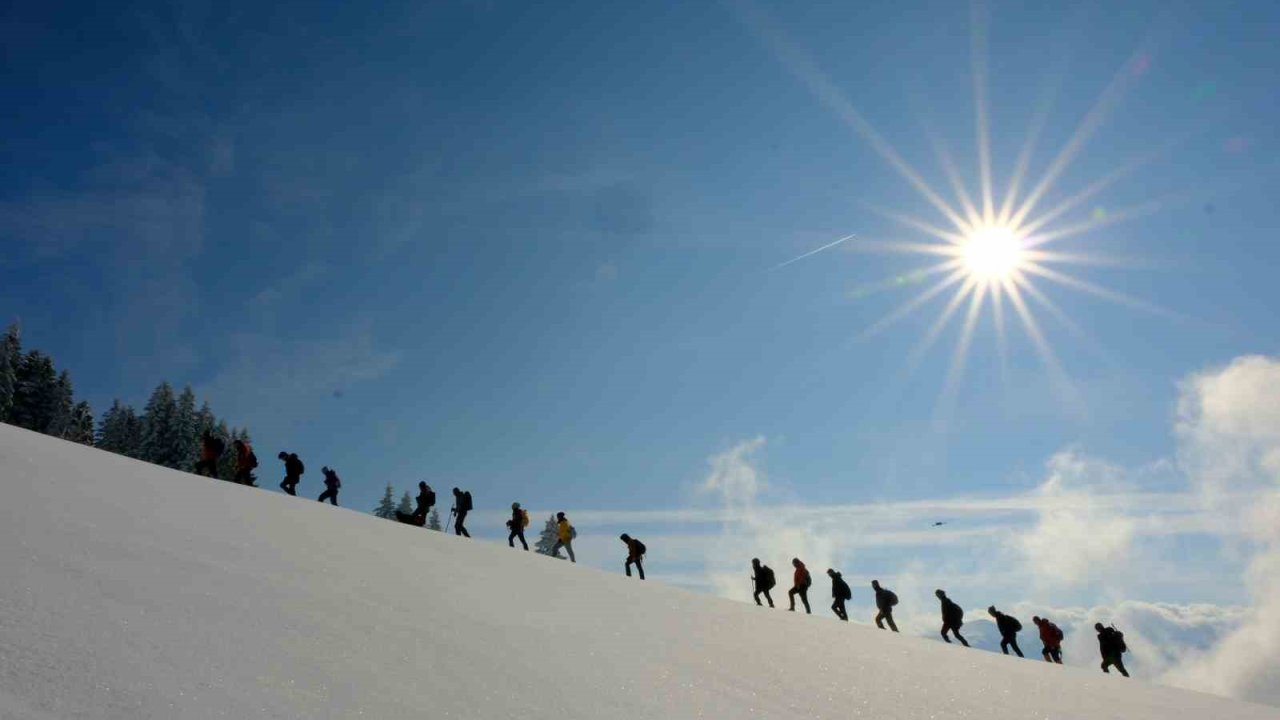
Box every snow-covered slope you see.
[0,425,1275,720]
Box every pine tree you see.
[47,371,75,439]
[120,405,144,458]
[0,324,20,423]
[11,350,58,433]
[535,514,560,556]
[174,386,198,472]
[140,382,181,468]
[397,491,413,516]
[68,401,95,444]
[427,507,442,531]
[373,484,397,519]
[96,400,123,451]
[214,422,235,480]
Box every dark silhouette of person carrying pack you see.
[195,432,224,478]
[828,569,851,621]
[620,533,646,579]
[1033,616,1064,664]
[752,558,776,608]
[1096,622,1130,677]
[318,466,341,506]
[989,606,1024,657]
[935,589,969,646]
[872,580,899,632]
[278,451,304,496]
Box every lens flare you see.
[962,226,1024,281]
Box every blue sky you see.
[4,0,1280,699]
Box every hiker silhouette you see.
[828,569,851,621]
[751,558,776,608]
[935,589,969,646]
[787,558,812,614]
[195,431,224,478]
[620,533,645,579]
[451,487,472,537]
[232,439,258,486]
[1033,616,1064,664]
[553,512,576,562]
[277,451,304,496]
[507,502,529,550]
[872,580,899,632]
[397,482,434,526]
[1096,622,1130,677]
[317,466,340,505]
[989,606,1024,657]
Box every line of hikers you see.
[751,558,1130,677]
[192,432,649,577]
[197,433,1127,675]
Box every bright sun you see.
[962,225,1024,281]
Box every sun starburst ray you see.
[1023,197,1168,250]
[859,266,969,339]
[924,127,983,229]
[732,0,972,234]
[1019,261,1175,317]
[908,277,977,369]
[865,204,970,245]
[970,0,995,224]
[1008,47,1149,230]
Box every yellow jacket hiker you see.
[554,512,576,563]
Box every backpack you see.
[521,509,530,528]
[293,456,304,475]
[633,539,646,556]
[246,450,258,469]
[460,491,473,512]
[800,569,812,589]
[570,525,578,540]
[425,490,436,508]
[759,567,776,590]
[1052,624,1064,642]
[210,437,226,456]
[885,590,899,607]
[837,580,852,600]
[945,600,964,625]
[1112,627,1127,653]
[1010,617,1023,633]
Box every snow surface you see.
[0,424,1275,720]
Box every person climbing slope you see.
[507,502,529,550]
[935,589,969,646]
[751,558,775,608]
[553,512,576,562]
[277,451,304,496]
[1096,622,1130,677]
[396,482,434,526]
[620,533,645,579]
[194,431,225,478]
[451,487,473,537]
[318,466,341,506]
[828,568,851,621]
[1033,616,1064,664]
[232,439,258,486]
[989,606,1024,657]
[872,580,899,632]
[788,558,811,614]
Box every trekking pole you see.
[448,507,456,533]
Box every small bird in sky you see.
[932,521,946,527]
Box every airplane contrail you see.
[770,233,857,271]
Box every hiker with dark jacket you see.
[507,502,529,550]
[195,432,225,478]
[278,451,304,496]
[752,558,776,608]
[414,482,434,522]
[1033,616,1064,664]
[232,439,258,486]
[989,606,1024,657]
[828,569,851,621]
[318,466,340,505]
[872,580,899,632]
[553,512,576,562]
[788,558,812,614]
[451,487,472,537]
[935,589,969,646]
[620,533,645,579]
[1096,622,1130,677]
[397,482,435,525]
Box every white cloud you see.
[1016,450,1138,592]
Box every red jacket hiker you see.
[794,561,810,588]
